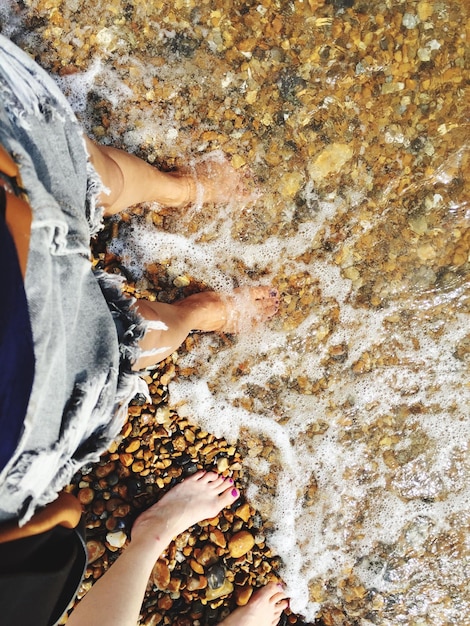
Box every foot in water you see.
[174,286,280,334]
[133,285,279,369]
[131,471,239,546]
[219,582,289,626]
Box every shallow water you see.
[3,0,469,623]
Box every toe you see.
[188,470,206,482]
[218,485,239,508]
[199,471,220,484]
[262,297,279,317]
[264,580,285,598]
[270,591,288,604]
[250,286,274,300]
[205,472,228,489]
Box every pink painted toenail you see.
[231,488,239,497]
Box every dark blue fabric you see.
[0,186,35,472]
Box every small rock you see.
[113,503,130,518]
[173,275,191,288]
[168,577,181,593]
[235,584,253,606]
[216,457,229,473]
[106,531,127,548]
[119,453,133,467]
[197,544,219,567]
[277,69,306,101]
[92,499,105,516]
[78,487,95,505]
[307,144,353,183]
[228,531,255,558]
[402,12,419,29]
[234,503,251,522]
[186,575,208,591]
[189,559,205,575]
[125,439,140,453]
[417,0,433,20]
[245,89,258,104]
[381,82,405,94]
[417,243,436,261]
[209,529,227,548]
[205,579,234,601]
[152,559,171,590]
[207,563,226,589]
[87,540,105,564]
[279,171,304,198]
[418,47,432,62]
[131,460,145,473]
[157,595,173,611]
[95,462,116,478]
[232,154,246,170]
[408,215,428,235]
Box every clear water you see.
[3,1,469,623]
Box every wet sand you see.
[3,0,469,624]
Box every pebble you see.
[86,540,105,564]
[216,457,229,473]
[196,544,219,567]
[209,529,226,548]
[402,12,419,29]
[307,144,354,183]
[186,576,208,591]
[205,579,234,601]
[207,564,226,590]
[173,275,191,288]
[234,503,251,523]
[234,585,253,606]
[228,531,255,559]
[157,595,173,611]
[152,560,171,590]
[189,559,205,575]
[106,531,127,549]
[78,487,95,505]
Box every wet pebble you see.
[152,559,171,590]
[186,575,208,591]
[228,531,255,558]
[205,579,234,601]
[196,544,219,567]
[234,584,253,606]
[207,563,226,590]
[86,540,105,564]
[106,531,127,548]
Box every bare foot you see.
[174,286,280,334]
[219,582,289,626]
[182,153,256,207]
[131,471,238,547]
[132,286,279,369]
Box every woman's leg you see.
[67,472,288,626]
[85,137,249,215]
[67,472,239,626]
